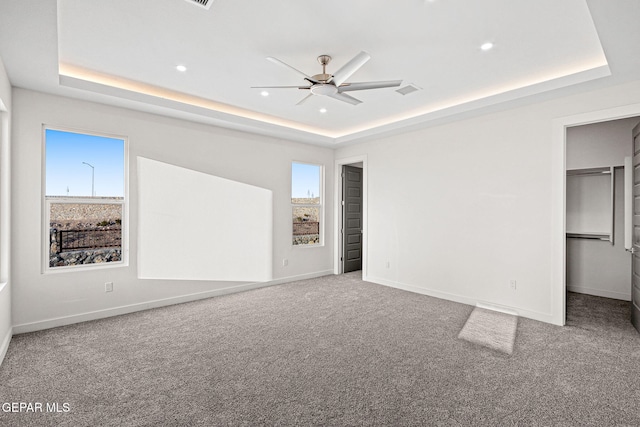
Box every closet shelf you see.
[566,232,612,241]
[566,167,612,176]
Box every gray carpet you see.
[1,273,640,426]
[458,307,518,354]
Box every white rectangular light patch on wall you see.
[137,157,272,282]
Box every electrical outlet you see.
[509,280,517,290]
[105,282,113,292]
[282,259,288,267]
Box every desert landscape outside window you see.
[292,162,322,246]
[44,128,126,270]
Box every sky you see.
[291,162,320,199]
[46,130,316,199]
[46,129,124,197]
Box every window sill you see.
[43,261,128,275]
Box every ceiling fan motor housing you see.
[311,73,333,83]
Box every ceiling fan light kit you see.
[252,51,403,106]
[310,84,337,96]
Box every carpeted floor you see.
[1,273,639,426]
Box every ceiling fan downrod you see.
[314,55,332,83]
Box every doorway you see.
[334,155,367,277]
[342,164,363,273]
[552,103,640,326]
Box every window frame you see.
[291,161,324,247]
[41,125,129,273]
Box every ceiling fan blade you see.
[331,51,371,87]
[338,80,403,92]
[327,92,362,105]
[251,86,310,89]
[296,93,314,106]
[266,57,316,82]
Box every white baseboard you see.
[366,275,557,325]
[13,270,334,335]
[476,302,519,316]
[0,326,12,367]
[567,285,631,301]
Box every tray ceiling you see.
[1,0,626,145]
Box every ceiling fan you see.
[252,51,402,106]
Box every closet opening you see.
[565,116,640,331]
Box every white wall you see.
[0,56,12,364]
[11,88,334,332]
[336,79,640,325]
[565,117,638,300]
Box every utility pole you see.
[82,162,95,197]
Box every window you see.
[292,162,322,246]
[44,128,127,271]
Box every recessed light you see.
[480,42,494,51]
[319,108,327,114]
[176,65,187,72]
[260,91,269,97]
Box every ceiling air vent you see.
[184,0,213,10]
[396,84,421,96]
